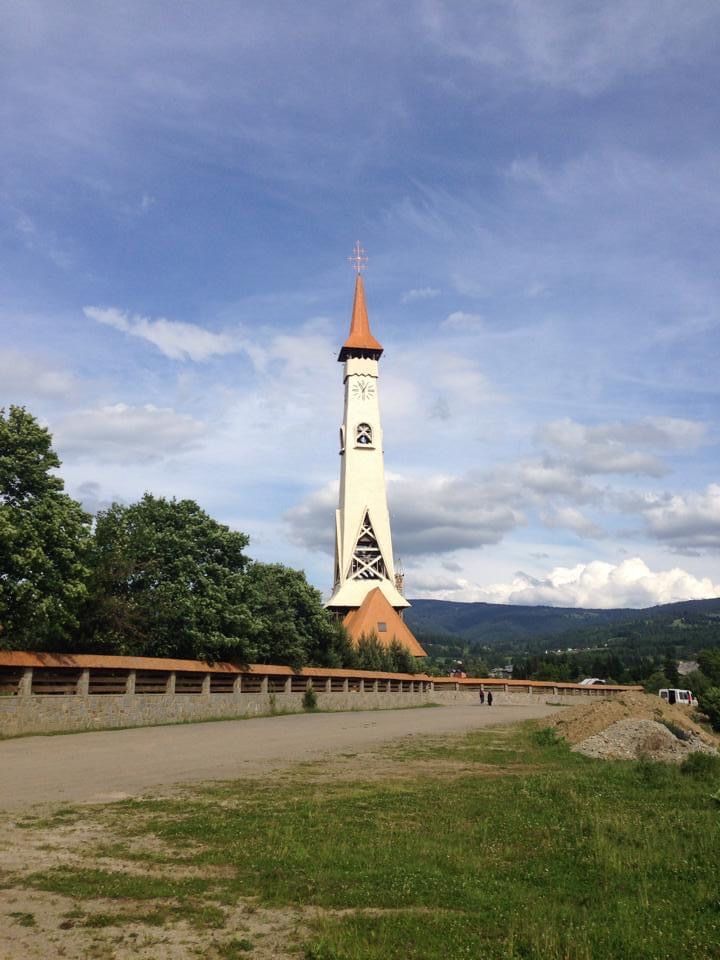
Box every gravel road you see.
[0,703,557,812]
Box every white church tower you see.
[326,245,425,657]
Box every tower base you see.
[334,587,427,658]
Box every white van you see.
[659,688,697,707]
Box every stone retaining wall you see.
[0,654,640,737]
[0,686,439,737]
[0,689,579,738]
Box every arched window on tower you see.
[356,423,373,446]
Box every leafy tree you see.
[0,407,91,648]
[354,632,420,674]
[698,649,720,686]
[387,637,420,674]
[317,621,358,669]
[356,632,391,672]
[82,494,254,662]
[663,653,680,688]
[684,668,711,697]
[643,670,670,694]
[83,500,347,668]
[461,654,489,678]
[241,562,347,670]
[698,687,720,732]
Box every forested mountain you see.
[406,597,720,688]
[406,597,720,659]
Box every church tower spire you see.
[326,245,425,659]
[338,274,383,361]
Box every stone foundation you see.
[0,684,622,738]
[0,656,639,738]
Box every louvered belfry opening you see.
[349,511,388,580]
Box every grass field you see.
[7,722,720,959]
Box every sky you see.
[2,0,720,609]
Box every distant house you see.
[489,666,513,679]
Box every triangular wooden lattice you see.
[349,511,388,581]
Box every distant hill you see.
[405,596,720,653]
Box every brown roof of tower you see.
[338,274,383,361]
[342,587,427,657]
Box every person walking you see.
[487,691,493,707]
[479,690,485,705]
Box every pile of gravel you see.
[573,718,718,763]
[547,691,716,747]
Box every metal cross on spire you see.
[348,241,368,274]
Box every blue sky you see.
[3,0,720,608]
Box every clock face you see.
[352,378,376,401]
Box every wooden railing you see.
[0,651,642,700]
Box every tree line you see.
[416,601,720,730]
[0,407,419,673]
[509,639,720,732]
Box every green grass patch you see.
[13,721,720,959]
[217,938,255,957]
[60,903,225,929]
[16,805,81,830]
[26,867,209,901]
[681,751,720,779]
[8,911,36,927]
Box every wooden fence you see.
[0,651,642,736]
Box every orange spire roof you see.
[338,275,383,361]
[342,588,427,658]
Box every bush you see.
[532,727,563,747]
[302,686,318,711]
[698,687,720,732]
[635,757,671,787]
[304,943,340,960]
[680,751,720,780]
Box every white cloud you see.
[441,311,484,331]
[401,287,440,303]
[541,416,706,453]
[0,350,75,400]
[421,557,720,609]
[421,1,720,95]
[284,481,337,554]
[13,210,73,268]
[55,403,205,463]
[285,472,526,558]
[390,474,526,554]
[71,480,116,515]
[537,416,707,477]
[513,461,601,502]
[16,213,35,236]
[84,306,243,362]
[379,344,500,448]
[541,506,604,539]
[406,570,467,593]
[645,484,720,551]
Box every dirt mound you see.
[547,691,716,746]
[572,718,716,763]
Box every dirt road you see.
[0,703,557,811]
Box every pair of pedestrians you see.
[478,690,493,706]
